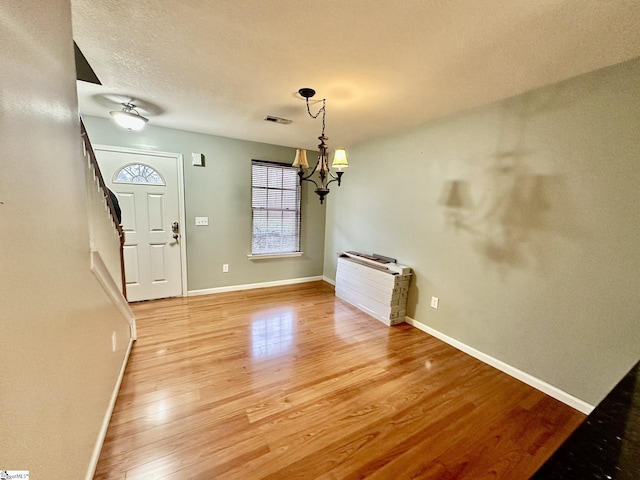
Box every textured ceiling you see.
[72,0,640,150]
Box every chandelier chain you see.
[305,98,327,136]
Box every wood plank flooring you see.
[94,281,584,479]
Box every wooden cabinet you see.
[335,256,411,326]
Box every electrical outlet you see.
[431,296,439,309]
[111,331,117,352]
[223,264,229,273]
[195,216,209,226]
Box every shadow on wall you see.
[440,170,575,269]
[405,275,420,318]
[439,90,583,274]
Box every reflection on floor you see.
[251,310,294,358]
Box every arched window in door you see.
[113,163,165,185]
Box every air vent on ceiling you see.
[264,115,292,125]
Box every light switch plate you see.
[195,216,209,226]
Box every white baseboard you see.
[188,275,324,296]
[323,276,336,286]
[404,317,594,415]
[85,336,134,480]
[91,251,137,340]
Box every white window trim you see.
[247,252,304,261]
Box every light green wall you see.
[324,57,640,406]
[83,117,326,291]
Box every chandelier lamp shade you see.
[292,88,348,204]
[109,102,149,131]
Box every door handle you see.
[171,221,180,240]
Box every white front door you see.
[96,147,185,302]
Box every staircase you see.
[80,118,127,300]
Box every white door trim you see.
[95,144,188,297]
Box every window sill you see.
[247,252,304,260]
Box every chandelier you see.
[292,88,348,204]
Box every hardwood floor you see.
[94,281,584,479]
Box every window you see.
[251,160,301,256]
[114,163,165,185]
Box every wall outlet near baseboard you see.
[223,264,229,273]
[431,296,439,309]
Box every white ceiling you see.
[72,0,640,151]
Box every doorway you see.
[95,146,187,301]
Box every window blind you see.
[251,160,301,255]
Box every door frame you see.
[94,144,188,298]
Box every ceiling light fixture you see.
[109,102,148,131]
[292,88,348,204]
